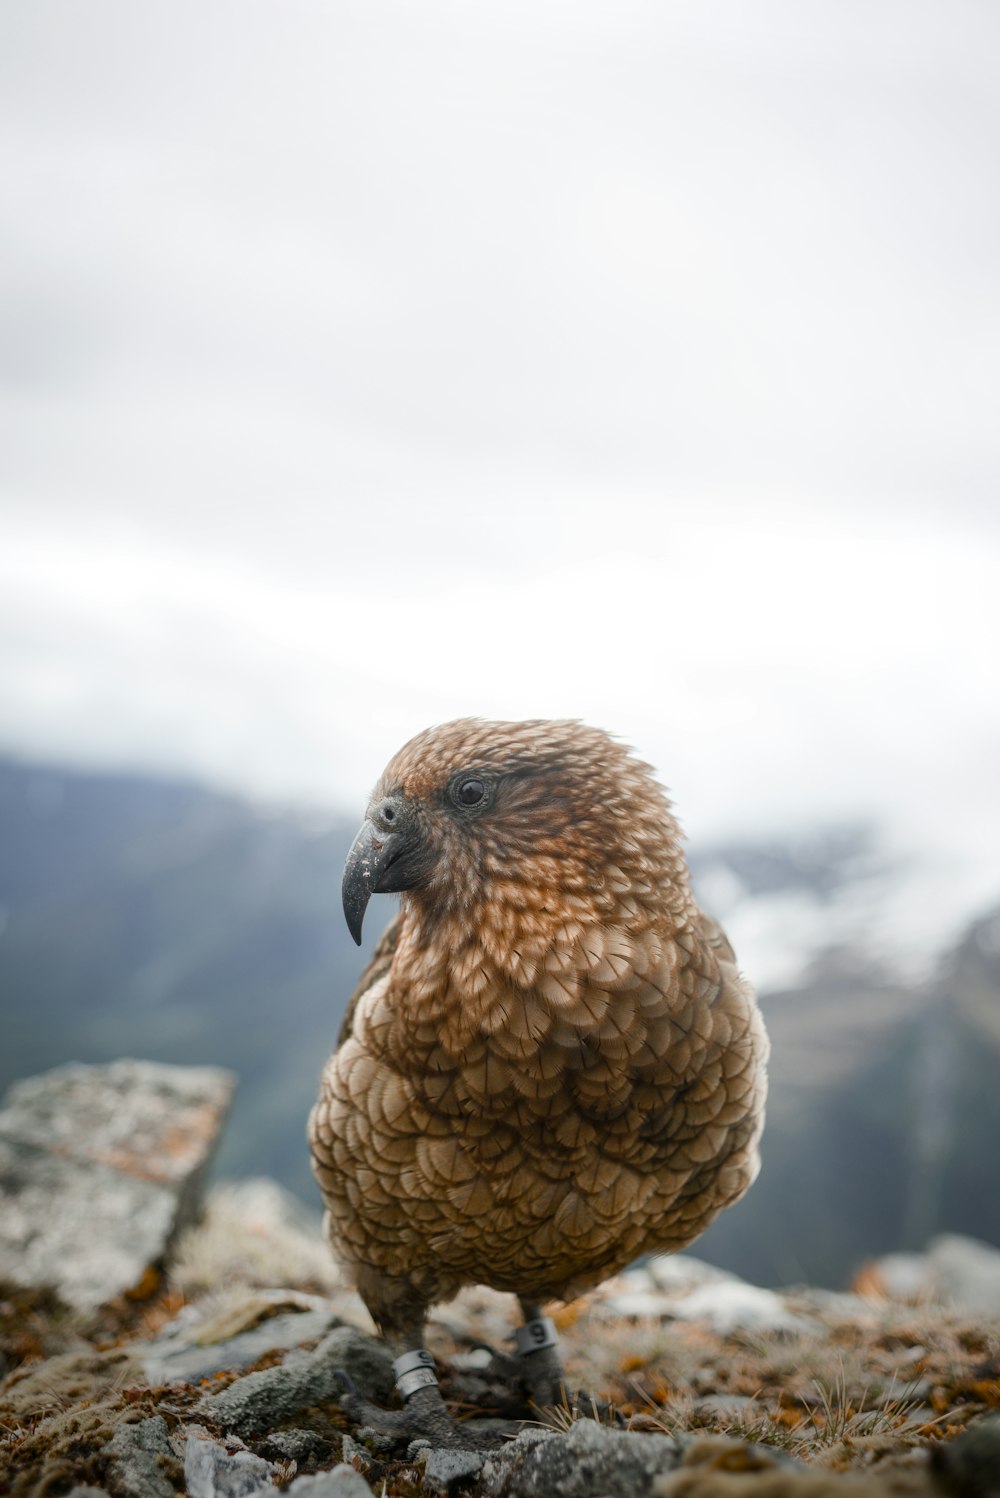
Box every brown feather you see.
[308,718,769,1331]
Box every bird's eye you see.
[456,778,486,807]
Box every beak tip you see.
[342,823,375,946]
[343,891,366,946]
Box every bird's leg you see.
[461,1297,565,1409]
[511,1298,565,1409]
[336,1324,462,1445]
[338,1353,452,1446]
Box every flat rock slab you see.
[0,1059,235,1310]
[286,1469,374,1496]
[929,1233,1000,1314]
[866,1233,1000,1313]
[178,1431,374,1497]
[203,1325,394,1437]
[481,1421,683,1498]
[420,1446,486,1493]
[141,1290,341,1384]
[106,1415,180,1498]
[184,1429,277,1498]
[658,1280,820,1336]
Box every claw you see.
[334,1368,359,1398]
[332,1378,471,1448]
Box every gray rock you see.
[644,1254,739,1292]
[929,1233,1000,1314]
[601,1265,819,1336]
[184,1430,277,1498]
[203,1325,393,1436]
[286,1469,374,1496]
[0,1059,234,1310]
[65,1488,112,1497]
[420,1446,486,1492]
[318,1325,396,1399]
[352,1423,403,1456]
[142,1299,341,1383]
[264,1426,333,1464]
[658,1281,820,1336]
[340,1433,367,1466]
[600,1288,681,1319]
[930,1415,1000,1498]
[480,1419,682,1498]
[867,1250,931,1302]
[105,1415,178,1498]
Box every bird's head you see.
[342,718,685,956]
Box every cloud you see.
[1,0,998,969]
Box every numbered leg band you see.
[515,1316,559,1356]
[392,1349,438,1400]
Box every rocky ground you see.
[2,1065,1000,1498]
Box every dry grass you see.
[542,1288,1000,1472]
[3,1254,1000,1494]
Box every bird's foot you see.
[459,1336,566,1411]
[335,1372,499,1450]
[455,1338,627,1428]
[518,1349,566,1412]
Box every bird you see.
[309,718,768,1444]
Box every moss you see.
[3,1262,1000,1495]
[0,1282,79,1378]
[0,1349,141,1427]
[2,1395,183,1498]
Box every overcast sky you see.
[1,0,998,962]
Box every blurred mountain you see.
[693,897,1000,1288]
[0,757,368,1201]
[1,755,997,1287]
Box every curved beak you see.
[342,817,422,945]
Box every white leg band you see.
[515,1316,559,1356]
[392,1349,438,1400]
[395,1366,438,1399]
